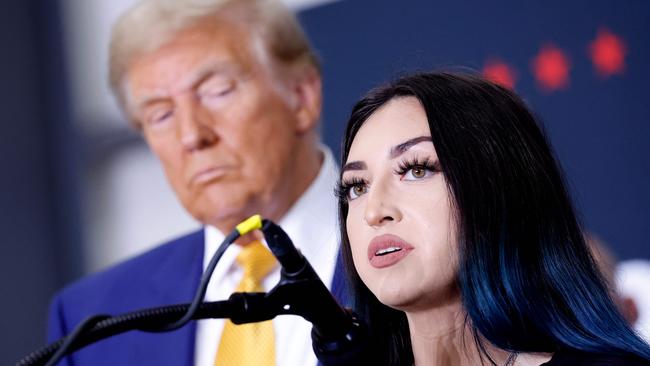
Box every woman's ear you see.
[290,67,322,135]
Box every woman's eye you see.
[412,167,426,178]
[348,184,367,200]
[403,165,434,181]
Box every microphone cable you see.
[147,214,262,332]
[37,215,263,366]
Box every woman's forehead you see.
[348,97,432,159]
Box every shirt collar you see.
[203,144,340,273]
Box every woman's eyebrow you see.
[342,161,367,173]
[389,136,433,159]
[342,136,432,173]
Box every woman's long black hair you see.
[338,71,650,365]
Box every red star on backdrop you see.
[589,28,626,77]
[531,43,571,92]
[483,59,517,89]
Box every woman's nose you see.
[363,180,402,227]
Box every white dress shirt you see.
[194,146,340,366]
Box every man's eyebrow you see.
[341,161,367,173]
[134,93,169,112]
[389,136,433,159]
[193,63,240,89]
[188,59,241,83]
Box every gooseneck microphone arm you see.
[18,217,368,366]
[18,301,240,366]
[260,219,369,365]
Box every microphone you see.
[18,216,369,366]
[261,219,369,365]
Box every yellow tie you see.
[214,241,277,366]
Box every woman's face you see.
[342,97,458,312]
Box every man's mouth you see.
[190,166,232,186]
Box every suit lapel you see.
[138,232,348,366]
[138,229,205,366]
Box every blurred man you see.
[587,234,645,339]
[48,1,342,365]
[617,260,650,342]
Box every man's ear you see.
[290,67,322,135]
[620,296,639,325]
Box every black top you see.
[542,349,650,365]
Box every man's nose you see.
[363,180,402,227]
[178,98,218,152]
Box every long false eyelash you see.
[393,156,440,175]
[335,177,367,201]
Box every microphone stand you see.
[18,301,238,366]
[19,270,368,366]
[18,218,369,366]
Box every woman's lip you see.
[367,234,414,268]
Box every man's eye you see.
[200,81,235,99]
[146,109,173,127]
[205,86,233,97]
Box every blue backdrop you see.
[0,0,647,364]
[301,0,650,260]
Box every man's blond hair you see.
[109,0,320,124]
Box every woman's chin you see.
[373,281,460,313]
[373,284,418,310]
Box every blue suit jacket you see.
[47,229,348,365]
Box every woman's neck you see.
[405,300,474,365]
[405,301,552,366]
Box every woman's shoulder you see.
[541,349,650,366]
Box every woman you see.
[337,72,650,365]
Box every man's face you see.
[125,20,317,231]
